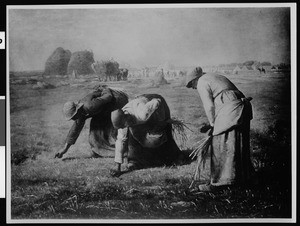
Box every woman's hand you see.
[54,143,71,159]
[199,123,212,133]
[54,150,65,158]
[110,163,122,177]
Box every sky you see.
[8,5,291,71]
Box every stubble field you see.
[8,71,292,221]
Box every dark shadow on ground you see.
[61,154,114,162]
[113,149,195,177]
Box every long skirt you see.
[126,94,182,168]
[210,120,255,186]
[89,90,128,156]
[210,90,254,186]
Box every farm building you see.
[271,64,291,72]
[255,65,273,73]
[217,65,236,74]
[202,66,219,73]
[271,65,287,72]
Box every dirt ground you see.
[8,71,292,221]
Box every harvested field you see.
[8,71,292,221]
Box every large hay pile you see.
[92,59,120,81]
[44,47,71,75]
[67,50,95,75]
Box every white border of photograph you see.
[6,3,297,224]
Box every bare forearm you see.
[56,118,85,159]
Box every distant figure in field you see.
[185,67,255,191]
[258,67,266,74]
[109,94,185,177]
[119,68,129,81]
[257,68,262,74]
[55,86,128,159]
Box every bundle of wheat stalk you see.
[189,129,213,186]
[168,118,191,149]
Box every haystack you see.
[153,69,168,85]
[44,47,71,75]
[67,50,95,75]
